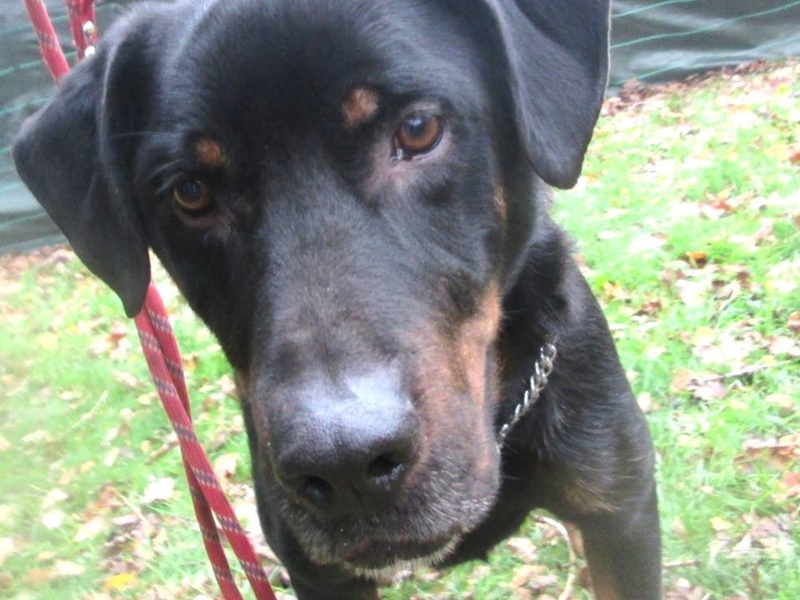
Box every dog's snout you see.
[272,372,419,517]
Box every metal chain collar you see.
[497,340,557,450]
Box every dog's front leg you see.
[574,481,662,600]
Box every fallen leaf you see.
[41,510,66,530]
[36,332,59,352]
[671,370,727,401]
[103,572,138,591]
[22,430,53,444]
[788,311,800,333]
[671,517,688,539]
[683,250,709,268]
[104,447,120,468]
[74,516,107,542]
[27,567,55,585]
[675,280,707,307]
[768,335,799,357]
[506,537,539,563]
[710,516,733,532]
[53,560,85,577]
[0,506,13,527]
[141,477,176,505]
[741,435,800,469]
[774,472,800,502]
[0,538,15,567]
[214,453,240,480]
[42,488,69,509]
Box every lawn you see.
[1,59,798,599]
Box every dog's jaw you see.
[339,537,461,581]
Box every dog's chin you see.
[278,491,495,579]
[339,536,461,580]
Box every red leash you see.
[23,3,276,598]
[135,285,276,599]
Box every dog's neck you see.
[495,339,557,448]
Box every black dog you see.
[14,0,661,598]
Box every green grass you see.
[1,60,799,599]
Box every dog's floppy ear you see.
[13,17,158,317]
[481,0,610,189]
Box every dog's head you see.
[14,0,609,577]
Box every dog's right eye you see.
[394,114,443,159]
[173,179,214,214]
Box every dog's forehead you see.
[161,0,487,123]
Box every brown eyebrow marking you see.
[342,87,380,128]
[194,137,227,169]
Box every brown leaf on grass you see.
[506,537,539,563]
[699,198,735,220]
[768,335,800,357]
[635,297,663,316]
[213,452,240,480]
[774,472,800,502]
[74,516,108,542]
[671,517,689,540]
[738,434,800,470]
[91,322,133,361]
[512,565,559,594]
[766,393,795,415]
[743,516,793,559]
[665,577,706,600]
[602,281,631,302]
[670,369,727,401]
[24,560,86,586]
[690,327,759,368]
[683,250,709,268]
[788,312,800,333]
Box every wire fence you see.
[1,0,799,252]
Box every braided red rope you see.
[135,285,277,599]
[23,0,70,81]
[65,0,97,59]
[23,3,276,598]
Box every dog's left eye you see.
[173,179,214,214]
[394,114,443,159]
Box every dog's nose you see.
[273,372,419,516]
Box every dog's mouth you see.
[276,484,495,577]
[335,533,460,578]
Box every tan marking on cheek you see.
[456,282,502,407]
[454,284,503,472]
[402,285,503,484]
[493,186,508,222]
[342,87,380,128]
[194,138,227,169]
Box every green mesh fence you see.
[1,0,799,252]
